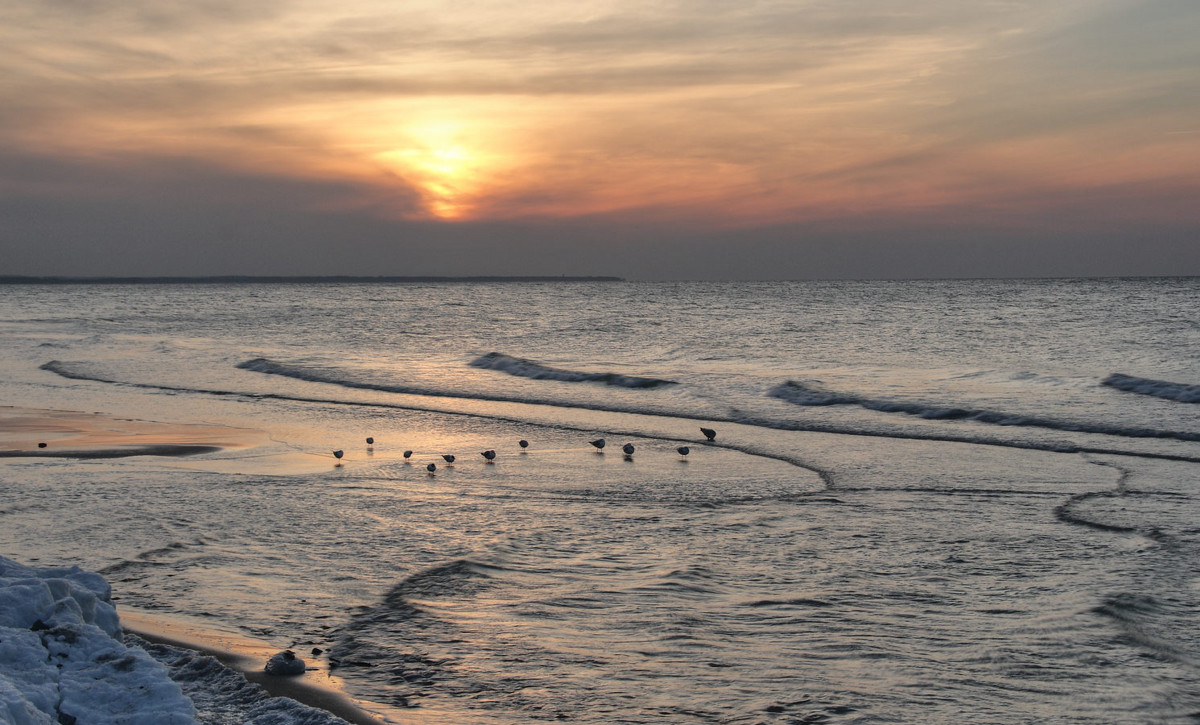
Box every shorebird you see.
[481,450,496,461]
[442,454,456,464]
[365,437,374,446]
[622,443,635,456]
[519,439,529,449]
[333,449,344,464]
[427,462,436,473]
[403,450,413,459]
[590,438,606,451]
[677,446,690,457]
[37,442,47,449]
[700,427,717,442]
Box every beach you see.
[0,408,406,724]
[2,279,1198,723]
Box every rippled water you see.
[1,279,1198,723]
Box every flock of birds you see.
[331,427,719,473]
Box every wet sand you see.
[120,608,412,725]
[0,406,264,458]
[0,407,441,723]
[0,405,373,474]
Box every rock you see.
[264,650,306,676]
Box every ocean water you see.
[1,278,1198,723]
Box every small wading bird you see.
[590,438,606,451]
[333,450,344,465]
[427,463,436,474]
[482,449,496,461]
[403,450,413,459]
[519,439,529,449]
[677,446,690,457]
[700,427,717,442]
[365,437,374,446]
[442,454,456,464]
[622,443,635,456]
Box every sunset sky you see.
[2,0,1198,279]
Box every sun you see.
[374,123,482,220]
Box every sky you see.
[1,0,1198,280]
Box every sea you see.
[1,278,1198,724]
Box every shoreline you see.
[119,608,409,725]
[0,406,420,722]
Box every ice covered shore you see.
[0,556,350,725]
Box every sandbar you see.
[0,406,264,458]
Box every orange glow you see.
[3,1,1199,230]
[363,120,480,219]
[375,145,477,219]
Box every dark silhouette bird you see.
[590,438,606,451]
[365,437,374,445]
[37,442,47,449]
[442,454,456,464]
[482,450,496,461]
[700,427,716,442]
[677,446,690,456]
[427,463,436,473]
[519,439,529,449]
[403,450,413,459]
[622,443,635,456]
[333,450,344,464]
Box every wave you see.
[386,559,497,603]
[40,359,114,382]
[39,359,1200,465]
[770,380,1200,443]
[236,356,670,407]
[236,357,692,420]
[469,352,675,389]
[236,357,435,394]
[1102,373,1200,404]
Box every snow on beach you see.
[0,556,351,725]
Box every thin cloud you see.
[0,0,1197,276]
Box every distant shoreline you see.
[0,275,624,284]
[3,275,1196,285]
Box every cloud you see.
[1,0,1198,276]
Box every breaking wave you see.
[234,357,677,414]
[1102,373,1200,404]
[770,380,1200,443]
[39,359,118,383]
[38,358,1200,464]
[469,352,675,389]
[235,357,441,396]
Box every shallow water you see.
[1,279,1198,722]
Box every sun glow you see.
[374,123,485,220]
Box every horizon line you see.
[1,274,1196,285]
[0,275,626,285]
